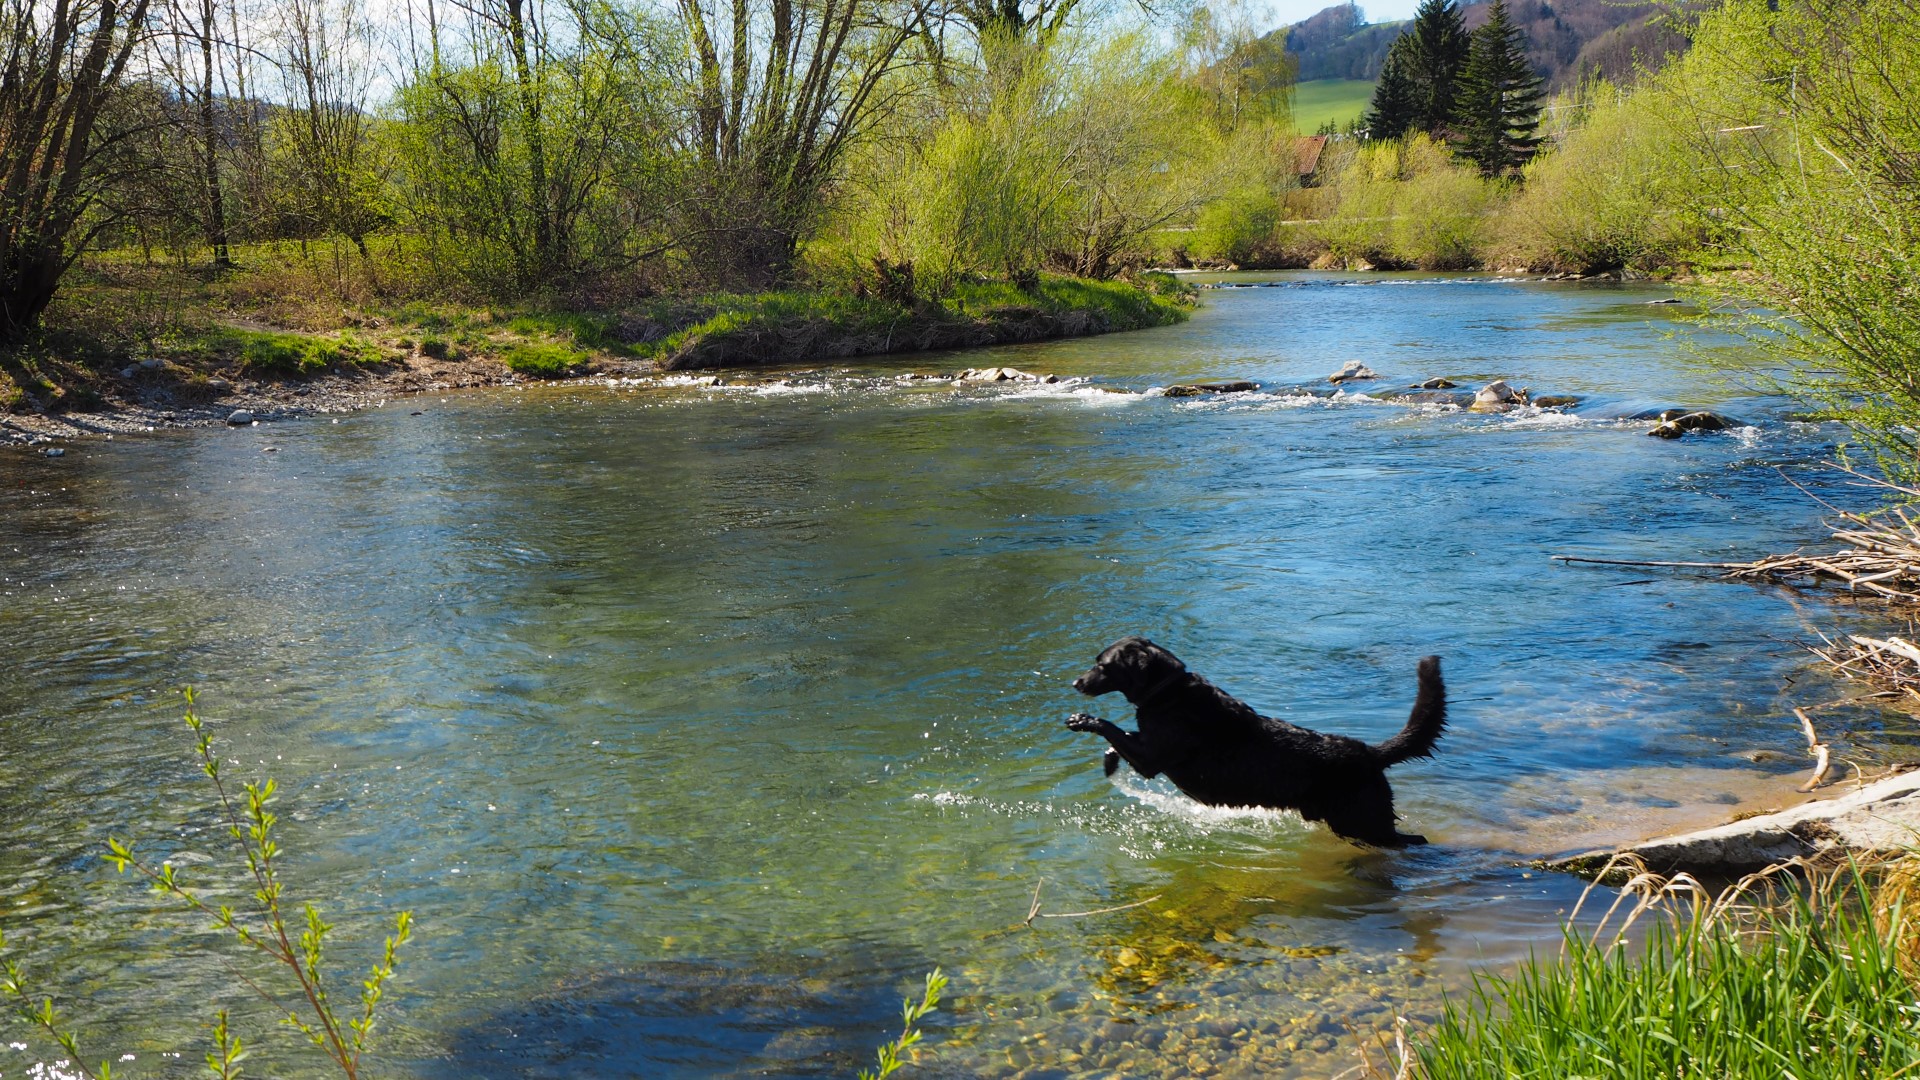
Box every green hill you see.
[1291,79,1374,134]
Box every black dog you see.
[1066,637,1446,848]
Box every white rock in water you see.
[1475,379,1516,403]
[226,409,255,425]
[44,447,65,457]
[1328,361,1379,384]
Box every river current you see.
[2,273,1911,1078]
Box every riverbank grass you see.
[1411,858,1920,1078]
[0,244,1195,416]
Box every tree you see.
[275,0,384,256]
[1362,34,1419,139]
[1181,1,1296,135]
[1403,0,1468,136]
[672,0,939,286]
[1450,0,1544,177]
[0,0,157,339]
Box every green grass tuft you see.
[502,342,587,377]
[1415,861,1920,1078]
[228,329,386,374]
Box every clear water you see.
[2,273,1911,1079]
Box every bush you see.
[1313,136,1499,269]
[1491,80,1711,274]
[1188,188,1283,265]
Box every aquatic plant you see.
[1,688,413,1080]
[1408,856,1920,1078]
[859,968,947,1080]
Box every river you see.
[1,272,1906,1078]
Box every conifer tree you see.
[1361,35,1419,139]
[1450,0,1545,177]
[1403,0,1469,135]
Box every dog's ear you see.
[1137,639,1186,673]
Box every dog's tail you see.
[1371,656,1446,767]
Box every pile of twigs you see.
[1722,505,1920,601]
[1806,629,1920,700]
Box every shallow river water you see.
[3,272,1915,1079]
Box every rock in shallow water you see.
[226,409,254,425]
[1328,361,1378,384]
[1164,380,1258,397]
[1647,410,1742,438]
[1470,379,1528,411]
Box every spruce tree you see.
[1362,35,1420,140]
[1403,0,1470,135]
[1451,0,1546,177]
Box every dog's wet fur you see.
[1067,637,1446,848]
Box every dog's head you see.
[1073,637,1189,703]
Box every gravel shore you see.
[0,351,646,448]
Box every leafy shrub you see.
[1188,188,1283,265]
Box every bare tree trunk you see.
[192,0,231,267]
[503,0,552,274]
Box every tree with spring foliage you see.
[1450,0,1543,177]
[0,0,157,339]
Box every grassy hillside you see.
[1292,79,1374,133]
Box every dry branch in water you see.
[1555,466,1920,601]
[1558,466,1920,693]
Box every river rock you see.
[1646,297,1683,305]
[1165,380,1259,397]
[206,377,231,391]
[1328,362,1378,384]
[1647,410,1741,438]
[1532,394,1581,408]
[1371,388,1474,407]
[1470,380,1529,412]
[1411,377,1457,389]
[44,447,64,457]
[957,366,1054,383]
[1545,767,1920,880]
[226,409,255,425]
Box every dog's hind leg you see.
[1066,713,1171,778]
[1321,783,1427,848]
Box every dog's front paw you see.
[1065,713,1104,732]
